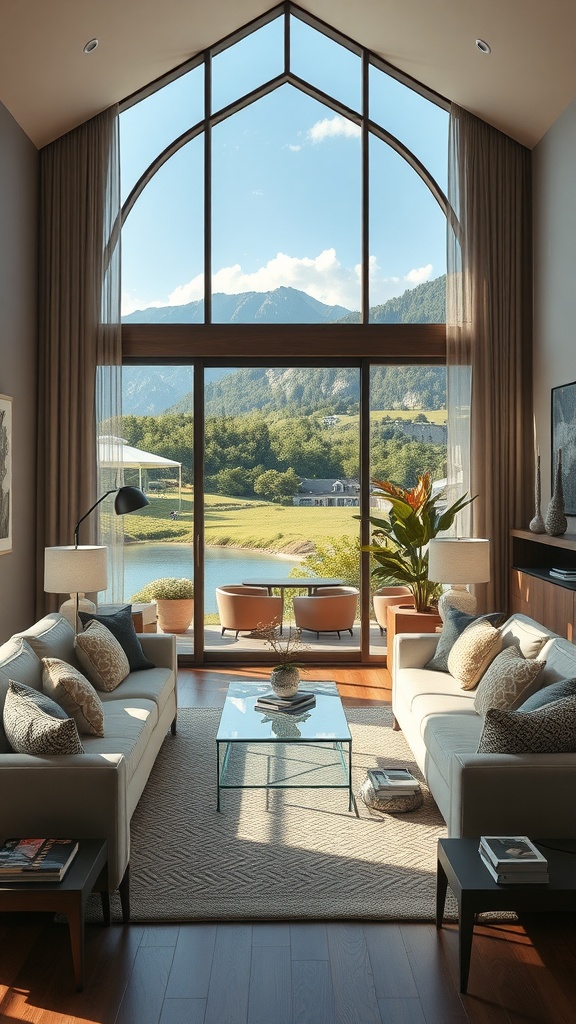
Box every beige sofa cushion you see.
[473,645,546,715]
[75,620,130,691]
[42,658,104,736]
[447,620,502,689]
[500,618,549,659]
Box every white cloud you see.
[307,116,361,144]
[405,264,433,285]
[286,143,302,152]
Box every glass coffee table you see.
[216,680,353,812]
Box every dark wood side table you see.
[0,839,108,990]
[436,837,576,994]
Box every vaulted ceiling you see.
[1,0,575,150]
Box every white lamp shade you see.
[427,538,491,585]
[44,546,108,595]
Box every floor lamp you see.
[427,538,491,621]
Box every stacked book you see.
[367,767,420,797]
[255,690,316,714]
[479,835,549,884]
[0,838,79,882]
[549,567,576,582]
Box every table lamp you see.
[427,538,491,620]
[44,545,108,629]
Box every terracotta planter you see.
[156,598,194,634]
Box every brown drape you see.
[446,104,533,613]
[37,106,122,615]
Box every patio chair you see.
[372,586,414,636]
[293,586,359,638]
[215,585,282,638]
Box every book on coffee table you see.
[255,694,316,714]
[479,848,549,885]
[479,836,548,872]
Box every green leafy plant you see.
[363,472,475,613]
[131,577,194,601]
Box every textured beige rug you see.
[120,706,457,923]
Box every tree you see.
[254,468,300,504]
[293,535,361,591]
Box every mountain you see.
[336,275,446,324]
[122,286,351,325]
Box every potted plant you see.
[257,622,310,696]
[364,472,475,613]
[131,577,194,634]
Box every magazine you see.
[479,836,547,870]
[368,768,419,793]
[0,838,78,882]
[479,850,549,885]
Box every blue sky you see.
[120,14,448,317]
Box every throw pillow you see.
[518,677,576,712]
[74,619,130,691]
[79,605,154,671]
[3,680,84,755]
[42,658,104,736]
[473,644,545,715]
[425,607,504,672]
[500,619,549,659]
[477,695,576,754]
[447,619,502,690]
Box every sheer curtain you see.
[446,104,533,612]
[37,105,123,614]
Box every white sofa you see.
[0,613,177,917]
[392,613,576,838]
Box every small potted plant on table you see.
[131,577,194,634]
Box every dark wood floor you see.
[2,666,576,1024]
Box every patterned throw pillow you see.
[42,658,104,736]
[447,619,502,690]
[473,644,545,715]
[477,695,576,754]
[74,619,130,691]
[79,605,154,671]
[3,680,84,754]
[425,607,504,672]
[519,677,576,712]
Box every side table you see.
[0,839,108,990]
[436,837,576,994]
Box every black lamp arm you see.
[73,490,116,547]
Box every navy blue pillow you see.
[79,605,154,671]
[425,607,504,672]
[518,677,576,712]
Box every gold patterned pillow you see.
[42,657,104,735]
[473,644,546,715]
[74,620,129,691]
[447,619,502,690]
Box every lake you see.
[123,543,301,613]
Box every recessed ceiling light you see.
[83,38,99,54]
[475,38,491,55]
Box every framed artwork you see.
[0,395,12,554]
[552,381,576,516]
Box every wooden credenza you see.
[510,529,576,640]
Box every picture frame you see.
[0,394,13,555]
[551,381,576,516]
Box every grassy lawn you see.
[336,408,447,427]
[118,490,358,555]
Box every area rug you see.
[115,706,458,923]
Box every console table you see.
[510,529,576,639]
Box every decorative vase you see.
[270,665,300,697]
[545,449,567,537]
[529,452,545,533]
[155,598,194,634]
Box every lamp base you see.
[59,593,96,630]
[437,585,477,621]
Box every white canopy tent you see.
[98,436,182,507]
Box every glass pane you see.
[212,18,284,113]
[369,65,448,194]
[204,365,361,656]
[121,136,204,323]
[119,365,194,653]
[290,15,361,113]
[369,364,447,656]
[212,85,361,321]
[369,134,446,321]
[120,65,204,203]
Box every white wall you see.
[533,97,576,539]
[0,101,38,639]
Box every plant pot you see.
[270,665,300,697]
[156,598,194,634]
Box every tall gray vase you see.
[529,453,545,533]
[545,448,567,536]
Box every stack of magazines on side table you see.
[367,768,420,799]
[549,567,576,582]
[479,835,549,884]
[255,690,316,714]
[0,838,79,882]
